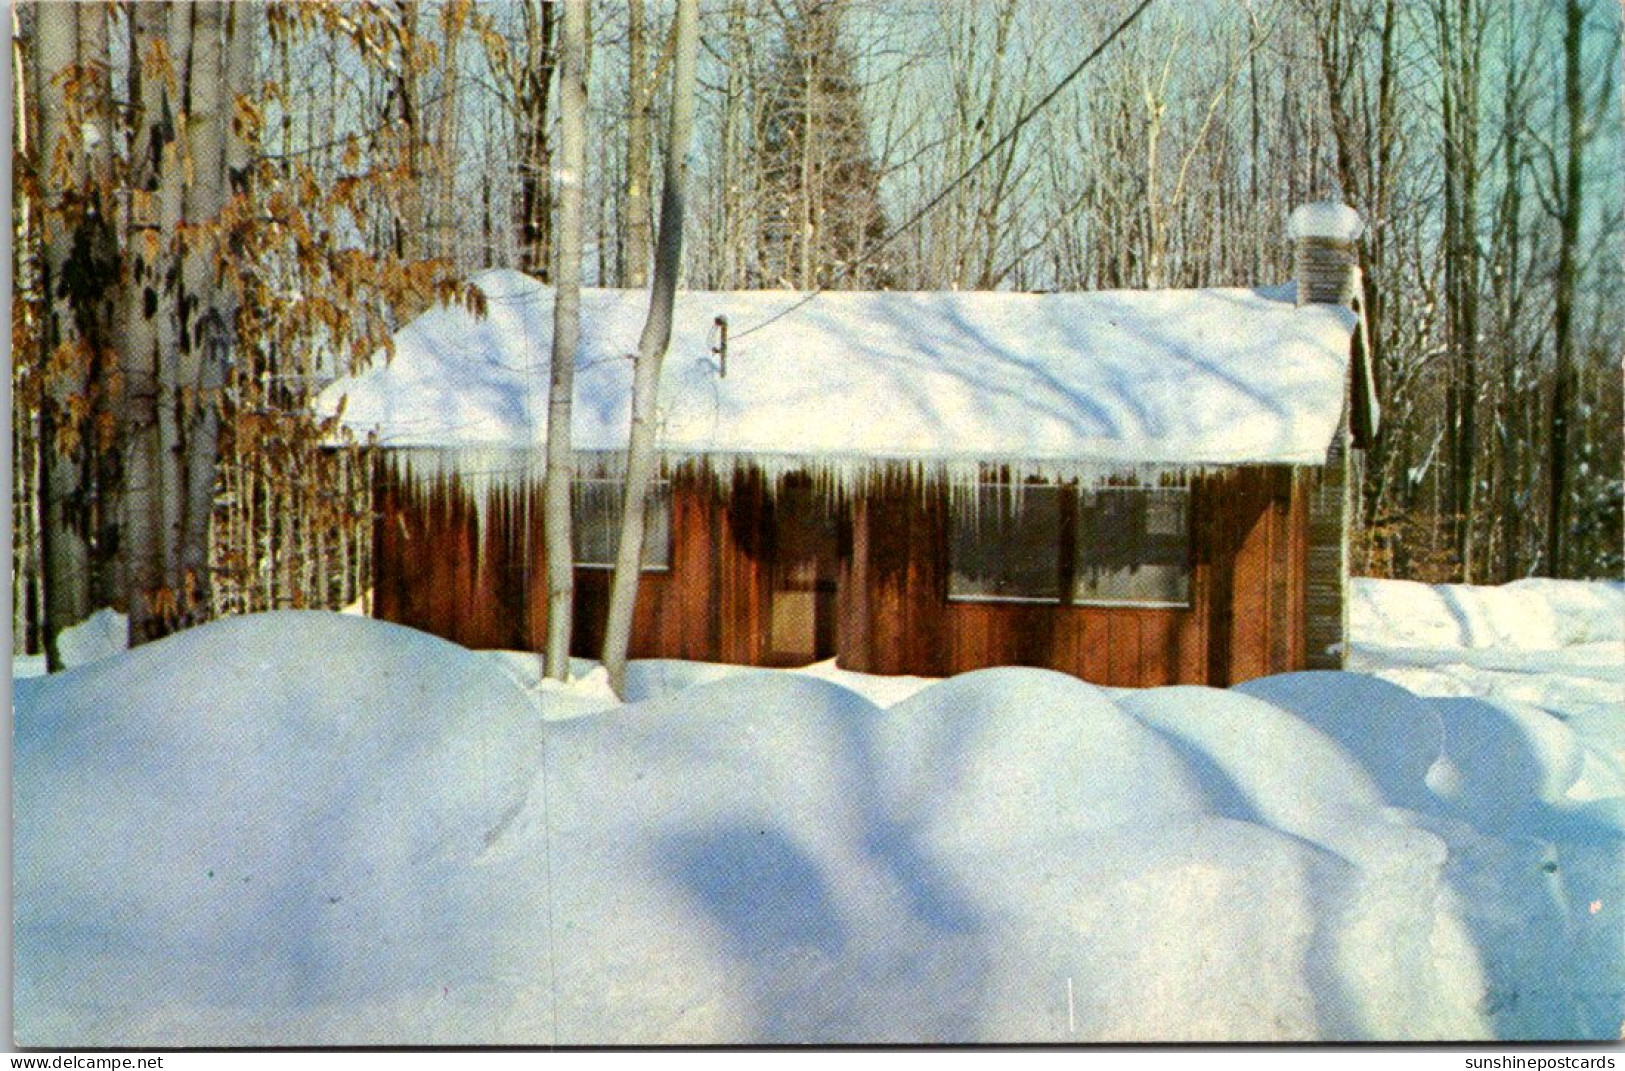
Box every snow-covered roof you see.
[1288,201,1364,242]
[316,269,1358,474]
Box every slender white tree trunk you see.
[34,0,91,669]
[121,0,170,645]
[177,1,230,624]
[601,0,698,696]
[122,0,243,643]
[542,0,589,680]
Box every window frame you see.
[571,476,674,573]
[945,481,1193,610]
[1069,485,1193,610]
[945,482,1066,605]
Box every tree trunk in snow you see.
[121,0,244,644]
[34,1,118,667]
[601,0,698,697]
[176,0,230,626]
[120,0,172,647]
[77,0,119,612]
[542,0,589,681]
[34,0,92,670]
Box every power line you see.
[728,0,1159,344]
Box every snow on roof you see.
[316,269,1358,474]
[1287,201,1364,243]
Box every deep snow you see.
[13,582,1623,1045]
[10,607,127,679]
[1348,577,1625,798]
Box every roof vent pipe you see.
[1288,202,1363,307]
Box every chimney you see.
[1288,202,1363,306]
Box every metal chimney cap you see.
[1287,202,1364,243]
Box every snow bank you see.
[12,607,129,678]
[14,611,1622,1045]
[1347,577,1625,799]
[483,653,937,710]
[15,613,553,1046]
[1241,672,1624,1039]
[315,270,1357,474]
[1351,577,1624,652]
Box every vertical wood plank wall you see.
[839,467,1306,686]
[1303,426,1350,669]
[374,462,1315,685]
[374,467,793,665]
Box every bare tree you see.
[1545,0,1586,574]
[543,0,589,680]
[514,0,558,278]
[1436,0,1485,578]
[117,1,246,643]
[601,0,699,696]
[623,0,652,287]
[31,1,117,667]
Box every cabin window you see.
[572,478,672,571]
[1072,488,1191,607]
[947,484,1063,602]
[948,483,1191,607]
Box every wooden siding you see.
[374,466,829,666]
[838,467,1306,686]
[374,461,1319,686]
[1303,423,1350,669]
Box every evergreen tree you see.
[756,0,889,290]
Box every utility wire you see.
[727,0,1159,344]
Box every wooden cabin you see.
[321,204,1374,687]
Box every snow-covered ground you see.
[1349,577,1624,792]
[12,581,1623,1045]
[10,607,127,679]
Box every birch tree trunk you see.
[33,0,91,669]
[542,0,589,680]
[77,0,119,611]
[177,1,230,626]
[34,1,117,665]
[121,0,171,646]
[434,0,468,265]
[393,0,424,264]
[601,0,698,697]
[123,0,243,644]
[147,1,195,636]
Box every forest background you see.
[11,0,1622,666]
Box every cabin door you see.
[765,482,839,666]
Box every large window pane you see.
[948,484,1062,602]
[1073,488,1190,606]
[573,478,672,570]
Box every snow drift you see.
[11,607,128,679]
[1348,576,1625,796]
[13,609,1623,1045]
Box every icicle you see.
[382,444,1289,556]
